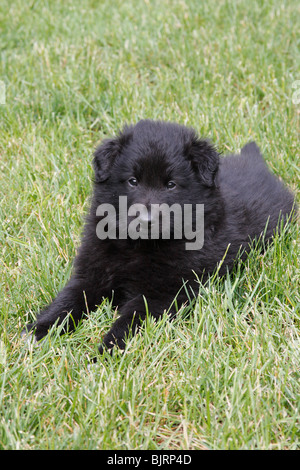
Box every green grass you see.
[0,0,299,450]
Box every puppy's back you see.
[218,142,296,240]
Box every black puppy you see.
[24,120,296,353]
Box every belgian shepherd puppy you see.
[23,120,296,354]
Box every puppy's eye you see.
[166,181,176,189]
[128,177,138,187]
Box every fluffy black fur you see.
[24,120,296,354]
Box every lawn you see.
[0,0,299,450]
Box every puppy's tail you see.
[241,141,262,159]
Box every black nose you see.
[138,211,153,229]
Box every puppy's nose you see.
[138,211,153,229]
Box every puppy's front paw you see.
[90,341,114,364]
[97,330,126,357]
[21,322,49,342]
[97,341,114,356]
[21,322,36,338]
[105,331,126,350]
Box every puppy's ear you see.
[188,138,219,187]
[93,138,120,183]
[93,126,134,183]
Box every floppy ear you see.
[188,138,219,187]
[93,125,134,183]
[93,138,120,183]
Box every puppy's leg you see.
[98,295,177,354]
[24,278,98,341]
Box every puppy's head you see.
[93,120,220,239]
[93,120,219,191]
